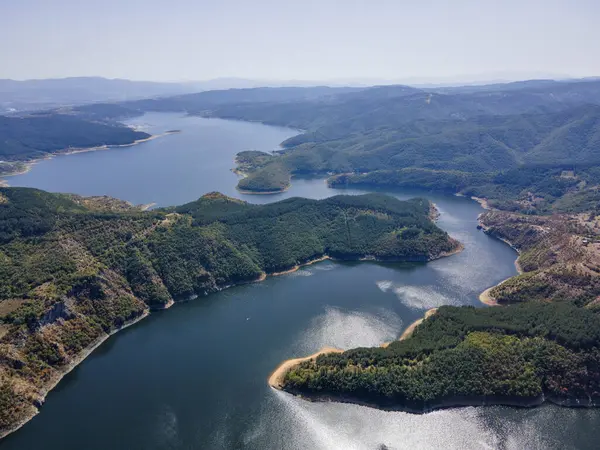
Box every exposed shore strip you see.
[398,308,438,340]
[0,131,178,185]
[0,309,150,440]
[380,308,438,348]
[269,255,331,276]
[270,308,440,389]
[471,196,491,210]
[476,207,523,306]
[4,244,462,440]
[479,260,524,306]
[268,347,343,389]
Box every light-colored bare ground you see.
[268,347,343,389]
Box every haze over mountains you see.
[0,72,587,114]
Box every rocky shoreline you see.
[2,238,462,440]
[476,210,524,306]
[0,309,150,440]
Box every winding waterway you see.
[2,113,599,449]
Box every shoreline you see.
[398,308,438,340]
[236,185,290,195]
[275,389,598,414]
[477,215,524,306]
[381,308,438,348]
[231,159,291,195]
[0,131,177,185]
[2,245,463,440]
[268,347,343,389]
[269,255,331,276]
[0,309,150,440]
[471,196,490,210]
[478,262,523,306]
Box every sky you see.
[0,0,598,82]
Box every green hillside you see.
[0,187,457,433]
[0,114,149,162]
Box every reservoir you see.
[2,113,599,449]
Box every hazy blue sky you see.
[0,0,598,82]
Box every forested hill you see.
[0,114,149,162]
[125,86,364,115]
[0,187,458,435]
[124,79,600,131]
[232,102,600,195]
[280,206,600,412]
[282,302,600,412]
[118,78,600,195]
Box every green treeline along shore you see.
[275,206,600,412]
[0,187,459,438]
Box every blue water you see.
[6,113,300,207]
[2,113,598,449]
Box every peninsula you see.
[272,201,600,413]
[0,112,150,182]
[0,187,459,437]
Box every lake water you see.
[2,113,599,449]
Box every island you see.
[0,187,460,438]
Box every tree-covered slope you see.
[282,303,600,411]
[279,201,600,412]
[237,104,600,193]
[0,188,458,435]
[0,114,149,161]
[153,80,600,193]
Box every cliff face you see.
[0,187,458,438]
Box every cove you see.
[2,113,599,449]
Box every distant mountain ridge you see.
[127,79,600,193]
[0,77,195,113]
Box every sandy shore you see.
[399,308,438,340]
[268,347,343,389]
[478,263,523,306]
[271,307,441,389]
[269,255,331,276]
[438,240,464,258]
[139,202,157,211]
[265,244,462,278]
[471,196,490,210]
[479,286,500,306]
[381,308,438,348]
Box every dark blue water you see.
[2,113,598,449]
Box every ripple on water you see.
[153,405,180,449]
[294,306,403,353]
[248,391,582,450]
[245,391,505,450]
[376,281,459,310]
